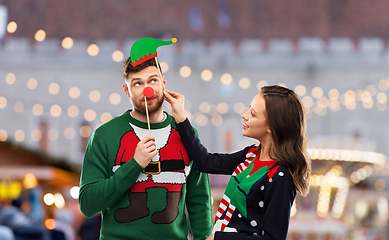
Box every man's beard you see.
[132,94,164,116]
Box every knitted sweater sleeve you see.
[185,162,213,240]
[176,118,253,175]
[78,132,144,218]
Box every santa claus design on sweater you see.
[112,122,191,224]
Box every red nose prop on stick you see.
[143,87,154,98]
[143,87,154,135]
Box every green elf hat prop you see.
[130,37,177,67]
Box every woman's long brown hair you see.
[261,85,311,196]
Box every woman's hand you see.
[164,89,186,123]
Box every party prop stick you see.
[143,87,154,136]
[154,57,165,91]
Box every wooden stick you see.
[154,57,165,92]
[144,96,151,135]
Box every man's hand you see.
[163,89,186,123]
[134,135,158,168]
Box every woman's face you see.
[241,93,271,142]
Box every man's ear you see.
[163,75,167,88]
[123,82,131,97]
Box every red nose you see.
[143,87,154,98]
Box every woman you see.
[164,85,311,240]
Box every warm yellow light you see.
[45,219,56,230]
[160,62,169,73]
[70,186,80,199]
[89,90,101,102]
[69,87,81,99]
[239,78,250,89]
[64,127,76,140]
[87,44,99,56]
[14,101,24,113]
[27,78,38,90]
[43,193,55,206]
[7,21,17,33]
[0,96,6,109]
[23,173,38,189]
[311,87,323,99]
[112,50,124,62]
[48,129,59,141]
[366,84,377,96]
[54,193,65,209]
[211,114,223,126]
[179,66,191,78]
[195,114,208,126]
[34,30,46,42]
[294,85,306,97]
[67,105,79,118]
[15,130,25,142]
[201,69,213,81]
[6,73,16,85]
[0,130,8,141]
[217,102,229,114]
[62,37,74,49]
[234,102,246,115]
[328,88,340,99]
[84,109,96,122]
[377,92,387,103]
[80,125,92,138]
[50,105,62,117]
[256,81,268,91]
[100,112,112,123]
[48,83,60,95]
[109,93,121,105]
[199,102,211,113]
[31,129,42,142]
[328,99,340,112]
[375,179,386,191]
[317,96,329,108]
[220,73,233,85]
[302,96,313,108]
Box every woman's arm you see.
[176,118,253,174]
[164,89,254,174]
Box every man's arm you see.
[185,162,213,240]
[78,132,145,218]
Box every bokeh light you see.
[201,69,213,81]
[179,66,191,78]
[7,21,17,33]
[112,50,124,62]
[34,30,46,42]
[62,37,74,49]
[87,44,99,56]
[220,73,233,85]
[27,78,38,90]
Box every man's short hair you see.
[123,57,161,80]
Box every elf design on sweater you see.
[213,148,280,233]
[112,121,191,224]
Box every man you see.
[79,57,213,239]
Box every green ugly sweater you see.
[79,110,213,240]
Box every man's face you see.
[123,66,166,115]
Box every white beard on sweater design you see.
[129,122,190,184]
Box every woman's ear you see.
[267,127,271,134]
